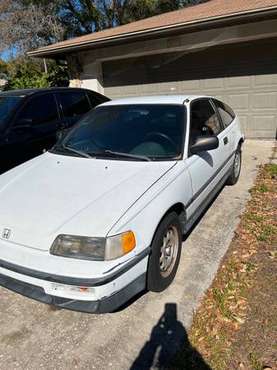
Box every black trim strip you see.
[186,149,235,208]
[0,247,151,287]
[184,167,232,233]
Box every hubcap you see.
[159,226,179,278]
[234,151,241,178]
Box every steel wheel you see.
[234,150,241,179]
[159,226,179,278]
[147,212,182,292]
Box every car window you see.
[190,99,222,143]
[213,99,235,127]
[16,94,58,126]
[87,91,104,108]
[56,104,186,160]
[59,91,91,118]
[0,96,23,130]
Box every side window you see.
[213,99,235,127]
[87,91,102,108]
[16,94,58,125]
[190,99,222,144]
[59,91,91,118]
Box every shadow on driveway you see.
[130,303,211,370]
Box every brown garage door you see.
[104,39,277,139]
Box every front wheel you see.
[147,212,182,292]
[226,146,242,185]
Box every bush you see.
[4,57,69,90]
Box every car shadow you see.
[130,303,211,370]
[198,151,214,167]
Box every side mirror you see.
[190,136,219,155]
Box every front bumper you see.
[0,247,150,313]
[0,272,146,313]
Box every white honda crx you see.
[0,95,243,313]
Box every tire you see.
[226,145,242,185]
[147,212,182,292]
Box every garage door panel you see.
[225,76,252,88]
[203,78,224,89]
[229,94,249,110]
[251,92,277,109]
[254,74,277,86]
[103,39,277,138]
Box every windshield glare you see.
[60,104,186,160]
[0,96,22,130]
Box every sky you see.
[1,50,10,61]
[0,47,17,61]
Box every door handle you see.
[223,137,228,145]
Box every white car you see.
[0,95,243,313]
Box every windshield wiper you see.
[102,150,151,162]
[61,144,93,159]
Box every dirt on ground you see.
[173,162,277,370]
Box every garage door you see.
[103,39,277,139]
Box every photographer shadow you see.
[130,303,211,370]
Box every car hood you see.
[0,153,176,251]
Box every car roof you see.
[100,95,211,106]
[0,87,100,98]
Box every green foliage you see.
[4,58,68,90]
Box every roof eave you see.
[28,6,277,58]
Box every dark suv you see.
[0,87,109,173]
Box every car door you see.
[185,98,230,220]
[6,93,60,165]
[57,90,92,129]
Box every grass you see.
[257,224,276,242]
[267,163,277,177]
[248,352,263,370]
[256,183,269,193]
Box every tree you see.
[0,59,8,76]
[3,58,69,90]
[56,0,207,37]
[0,0,64,56]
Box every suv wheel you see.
[147,212,182,292]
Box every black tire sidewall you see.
[147,212,182,292]
[227,146,242,185]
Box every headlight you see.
[50,231,136,261]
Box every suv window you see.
[87,91,106,108]
[190,99,222,143]
[213,99,235,127]
[16,94,58,126]
[0,96,22,130]
[59,91,91,118]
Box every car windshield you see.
[55,104,186,161]
[0,96,22,131]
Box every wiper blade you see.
[61,144,93,159]
[103,150,151,162]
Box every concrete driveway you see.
[0,140,274,370]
